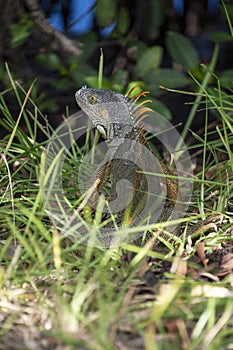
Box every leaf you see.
[145,69,191,90]
[197,241,208,268]
[77,32,98,62]
[147,0,165,39]
[113,7,130,36]
[10,14,33,48]
[219,69,233,87]
[165,31,200,71]
[210,31,233,43]
[96,0,117,28]
[126,81,144,97]
[138,0,166,40]
[135,46,163,76]
[84,76,113,90]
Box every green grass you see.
[0,65,232,350]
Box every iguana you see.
[75,87,179,246]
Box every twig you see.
[22,0,82,57]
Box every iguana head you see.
[75,87,135,140]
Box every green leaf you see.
[210,31,233,43]
[85,76,113,90]
[147,0,165,39]
[125,81,144,97]
[145,69,191,90]
[113,7,130,36]
[135,46,163,76]
[96,0,117,27]
[78,32,97,62]
[165,31,200,71]
[219,69,233,87]
[137,0,166,40]
[10,17,33,48]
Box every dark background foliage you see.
[0,0,233,139]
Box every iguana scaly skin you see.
[75,87,178,244]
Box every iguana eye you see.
[88,95,97,104]
[96,124,107,138]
